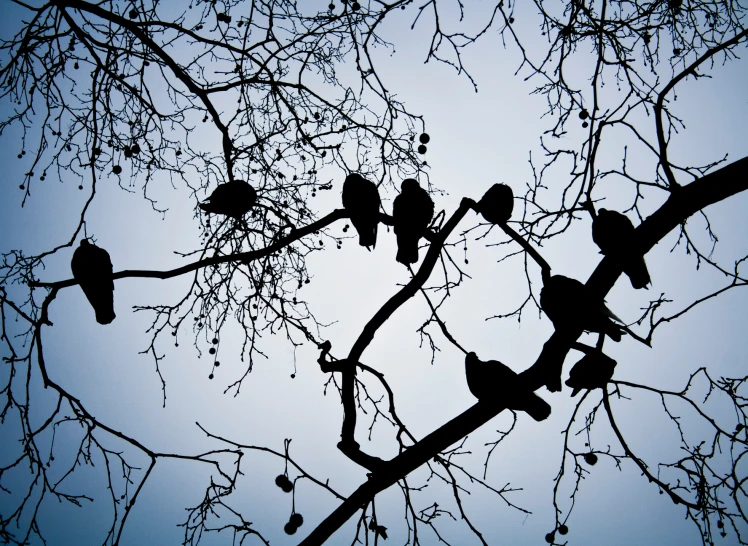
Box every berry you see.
[419,132,430,144]
[584,453,598,466]
[417,144,427,154]
[289,513,304,527]
[545,532,555,543]
[579,109,589,120]
[129,9,138,18]
[112,165,122,174]
[558,524,568,535]
[284,522,298,535]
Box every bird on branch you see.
[540,275,623,342]
[71,239,116,325]
[592,208,651,289]
[565,350,617,396]
[392,178,434,265]
[342,173,381,250]
[476,183,514,224]
[465,352,551,422]
[199,180,257,218]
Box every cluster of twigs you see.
[2,1,748,545]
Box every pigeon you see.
[465,352,551,422]
[565,351,617,396]
[199,180,257,218]
[592,208,651,289]
[392,178,434,265]
[342,173,381,249]
[71,239,116,324]
[477,183,513,224]
[540,275,622,342]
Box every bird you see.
[342,173,381,249]
[540,275,623,342]
[71,239,116,324]
[565,350,617,396]
[465,352,551,422]
[199,180,257,218]
[592,208,651,289]
[392,178,434,265]
[477,183,514,224]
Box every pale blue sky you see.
[1,2,747,545]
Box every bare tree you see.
[1,1,747,545]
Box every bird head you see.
[345,173,366,185]
[465,352,479,365]
[80,239,91,247]
[401,178,419,193]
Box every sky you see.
[1,1,747,546]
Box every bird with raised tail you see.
[392,178,434,265]
[540,275,623,342]
[592,208,651,289]
[199,180,257,218]
[71,239,116,325]
[465,352,551,422]
[342,173,381,249]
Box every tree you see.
[1,0,747,545]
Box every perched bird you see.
[392,178,434,265]
[465,352,551,422]
[540,275,622,342]
[592,208,651,289]
[565,351,617,396]
[199,180,257,218]
[342,173,381,249]
[71,239,116,324]
[477,183,514,224]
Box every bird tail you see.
[358,226,377,249]
[519,393,552,422]
[623,256,651,289]
[95,308,116,325]
[396,235,418,265]
[604,321,622,342]
[199,202,213,213]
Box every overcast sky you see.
[1,2,747,545]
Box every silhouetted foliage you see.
[1,1,747,546]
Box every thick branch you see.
[299,156,748,546]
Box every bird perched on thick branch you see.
[476,183,513,224]
[592,208,651,289]
[565,350,617,396]
[465,352,551,422]
[342,173,381,249]
[71,239,116,325]
[392,178,434,265]
[540,275,623,342]
[199,180,257,218]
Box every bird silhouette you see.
[342,173,381,249]
[465,352,551,421]
[540,275,622,342]
[392,178,434,265]
[565,350,617,396]
[477,183,513,224]
[71,239,116,324]
[199,180,257,218]
[592,208,651,289]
